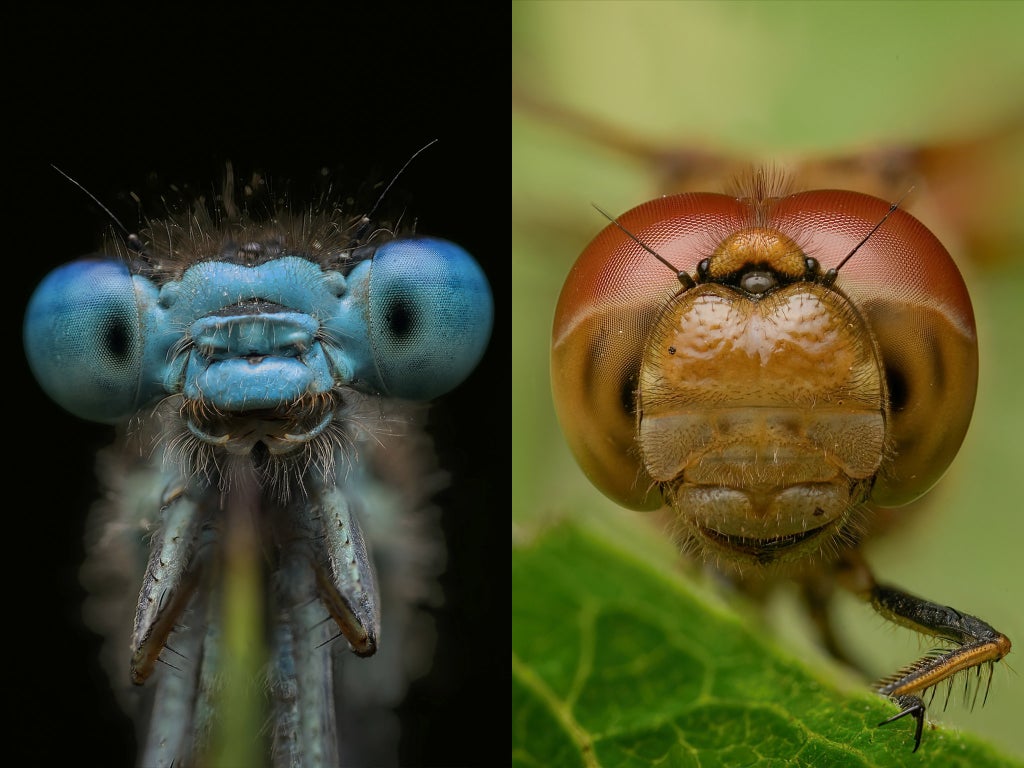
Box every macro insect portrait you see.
[550,169,1010,752]
[513,2,1024,765]
[9,4,503,766]
[22,160,493,768]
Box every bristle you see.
[101,165,412,284]
[877,649,1000,714]
[726,165,793,227]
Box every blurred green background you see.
[513,1,1024,760]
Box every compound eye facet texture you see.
[551,190,977,511]
[365,237,493,400]
[24,258,146,423]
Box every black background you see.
[6,7,502,766]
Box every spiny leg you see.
[270,478,380,766]
[139,587,210,768]
[837,552,1011,751]
[130,482,204,685]
[131,479,210,766]
[272,543,339,768]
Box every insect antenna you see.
[349,138,440,246]
[825,187,915,280]
[52,162,153,259]
[592,203,695,288]
[51,163,132,239]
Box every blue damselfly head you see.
[21,160,495,767]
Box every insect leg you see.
[878,694,926,752]
[129,482,205,685]
[797,576,865,673]
[131,481,217,765]
[138,585,213,767]
[269,479,380,765]
[836,552,1011,751]
[306,480,381,657]
[271,540,340,768]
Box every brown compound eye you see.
[551,194,749,510]
[551,188,977,524]
[771,190,977,508]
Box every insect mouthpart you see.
[181,395,338,456]
[668,477,858,567]
[697,519,833,562]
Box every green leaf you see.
[513,523,1022,768]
